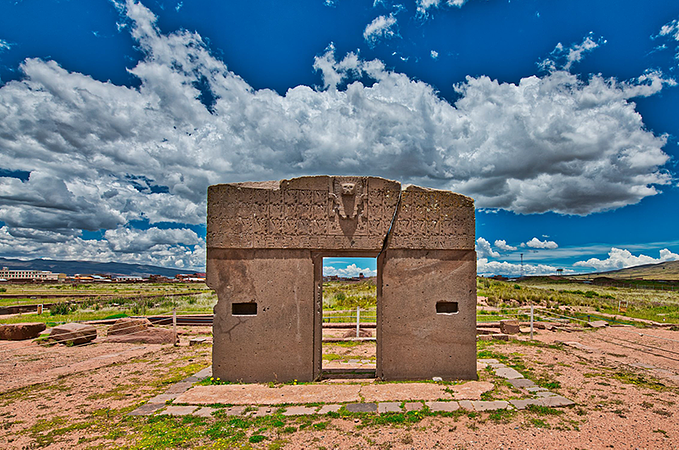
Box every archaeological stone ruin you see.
[207,176,476,382]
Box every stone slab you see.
[510,399,543,410]
[175,384,362,405]
[507,378,536,388]
[129,403,164,416]
[526,386,549,393]
[587,320,608,328]
[318,404,342,414]
[246,406,276,417]
[345,403,377,413]
[160,406,198,416]
[166,381,195,395]
[472,401,510,411]
[0,322,46,340]
[193,407,218,418]
[282,406,318,416]
[223,406,247,416]
[494,367,524,380]
[540,396,575,407]
[458,400,473,410]
[449,381,494,400]
[426,401,460,412]
[535,391,558,398]
[360,383,450,402]
[148,393,176,404]
[477,359,500,364]
[194,367,213,378]
[404,402,423,411]
[378,402,402,413]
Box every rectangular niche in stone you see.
[207,176,477,383]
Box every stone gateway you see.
[207,176,476,382]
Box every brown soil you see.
[0,324,678,449]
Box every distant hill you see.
[572,260,679,281]
[0,257,201,278]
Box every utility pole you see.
[520,253,524,278]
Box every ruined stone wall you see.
[207,176,476,382]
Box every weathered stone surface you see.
[494,367,524,380]
[426,401,460,412]
[509,399,543,410]
[540,395,575,407]
[174,384,361,405]
[587,320,609,328]
[507,378,536,388]
[107,317,152,336]
[207,176,476,383]
[160,406,197,416]
[472,400,510,411]
[318,404,342,414]
[345,403,377,413]
[378,402,402,413]
[449,381,494,400]
[0,322,46,340]
[49,323,97,345]
[106,328,176,344]
[361,383,451,402]
[404,402,423,411]
[282,406,318,416]
[500,319,521,335]
[193,407,218,418]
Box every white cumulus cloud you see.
[363,14,398,45]
[430,50,439,59]
[416,0,469,16]
[0,0,674,268]
[476,237,500,258]
[524,237,558,249]
[477,258,567,276]
[573,247,679,272]
[494,240,517,251]
[540,34,605,72]
[324,263,376,278]
[0,226,205,269]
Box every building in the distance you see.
[0,267,60,282]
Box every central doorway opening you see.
[321,257,377,379]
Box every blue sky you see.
[1,0,679,276]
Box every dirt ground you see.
[0,323,678,449]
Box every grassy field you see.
[478,277,679,324]
[0,283,216,325]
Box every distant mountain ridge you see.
[575,260,679,281]
[0,257,202,278]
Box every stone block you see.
[318,404,342,414]
[160,406,197,416]
[378,402,402,413]
[587,320,608,328]
[106,328,176,344]
[507,378,536,388]
[540,395,575,407]
[345,403,377,413]
[49,323,97,345]
[500,320,520,335]
[472,401,510,411]
[404,402,423,411]
[282,406,318,416]
[510,399,543,410]
[128,403,164,416]
[193,407,218,418]
[107,317,151,336]
[426,401,460,412]
[494,367,524,380]
[0,322,46,340]
[458,400,473,410]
